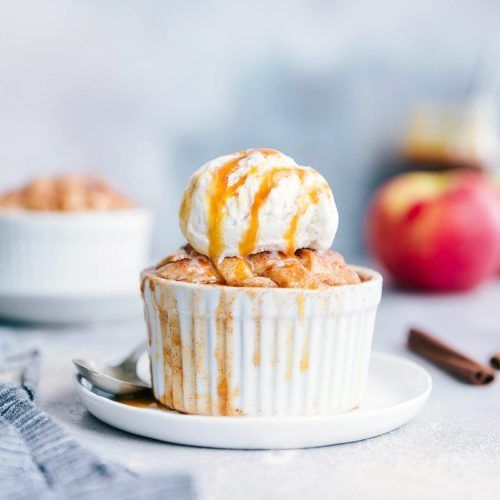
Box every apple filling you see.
[154,245,360,289]
[0,174,132,211]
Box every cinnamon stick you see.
[490,351,500,370]
[408,328,495,385]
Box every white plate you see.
[74,352,432,449]
[0,291,143,324]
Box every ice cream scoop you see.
[179,148,338,262]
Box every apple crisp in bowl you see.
[0,174,153,322]
[141,149,382,416]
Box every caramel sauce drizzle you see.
[234,258,251,282]
[179,175,198,231]
[186,148,328,262]
[206,148,278,261]
[238,167,291,257]
[239,166,327,257]
[116,393,164,410]
[284,180,326,255]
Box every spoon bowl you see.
[73,341,150,396]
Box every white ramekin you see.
[0,208,153,295]
[141,266,382,417]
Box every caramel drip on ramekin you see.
[142,278,155,396]
[207,149,278,261]
[154,286,184,411]
[158,294,173,408]
[215,289,236,415]
[285,320,294,381]
[187,289,202,414]
[252,294,263,367]
[297,294,309,371]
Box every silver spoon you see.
[73,340,150,396]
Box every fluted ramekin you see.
[141,266,382,417]
[0,208,153,295]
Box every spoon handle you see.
[122,340,148,368]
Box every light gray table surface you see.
[2,281,500,500]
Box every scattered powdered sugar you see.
[197,399,500,500]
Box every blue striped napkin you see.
[0,344,196,500]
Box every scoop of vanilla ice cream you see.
[179,149,339,261]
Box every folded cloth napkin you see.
[0,344,196,500]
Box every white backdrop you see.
[1,0,499,256]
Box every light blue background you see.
[1,0,499,257]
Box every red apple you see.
[365,171,500,290]
[496,184,500,274]
[491,179,500,274]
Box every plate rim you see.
[75,351,432,424]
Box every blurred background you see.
[1,0,500,258]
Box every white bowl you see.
[0,208,153,322]
[141,266,382,417]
